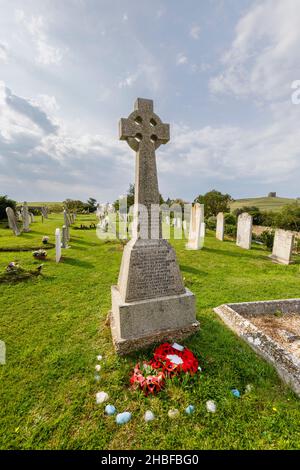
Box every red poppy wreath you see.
[130,343,200,395]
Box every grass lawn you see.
[0,214,300,450]
[230,196,297,213]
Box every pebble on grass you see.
[168,409,179,419]
[116,412,132,425]
[96,391,108,404]
[206,400,217,413]
[144,410,155,422]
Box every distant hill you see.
[230,196,298,213]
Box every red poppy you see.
[130,343,200,395]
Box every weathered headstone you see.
[6,207,21,236]
[269,229,294,265]
[216,212,225,241]
[55,228,61,263]
[63,210,70,241]
[22,202,30,232]
[236,212,252,249]
[61,225,69,248]
[186,203,204,250]
[111,98,199,354]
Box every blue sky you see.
[1,0,300,203]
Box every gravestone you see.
[61,225,69,248]
[41,207,49,219]
[22,202,30,232]
[63,210,70,241]
[269,229,294,265]
[111,98,199,354]
[236,212,252,249]
[186,203,204,250]
[29,212,35,223]
[216,212,225,241]
[55,228,62,263]
[6,207,21,236]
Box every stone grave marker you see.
[269,229,294,265]
[63,210,70,241]
[6,207,21,236]
[22,202,30,232]
[111,98,199,354]
[186,203,204,250]
[55,228,62,263]
[61,225,69,248]
[236,212,252,249]
[216,212,225,241]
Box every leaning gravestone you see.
[110,98,199,354]
[269,229,294,265]
[22,202,30,232]
[216,212,225,241]
[55,228,62,263]
[6,207,21,236]
[236,212,252,249]
[186,203,204,250]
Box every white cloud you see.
[189,25,201,40]
[0,81,130,201]
[210,0,300,101]
[15,10,66,65]
[160,103,300,187]
[176,53,188,66]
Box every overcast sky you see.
[1,0,300,203]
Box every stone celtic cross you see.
[119,98,170,239]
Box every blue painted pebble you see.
[105,405,116,416]
[185,405,195,414]
[116,412,132,424]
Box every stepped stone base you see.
[110,285,199,355]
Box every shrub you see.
[0,195,17,220]
[224,212,236,225]
[224,224,237,238]
[206,216,216,230]
[260,230,275,251]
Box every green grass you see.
[230,196,297,213]
[1,214,300,450]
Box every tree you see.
[0,195,17,220]
[194,190,233,217]
[85,197,97,213]
[63,199,86,212]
